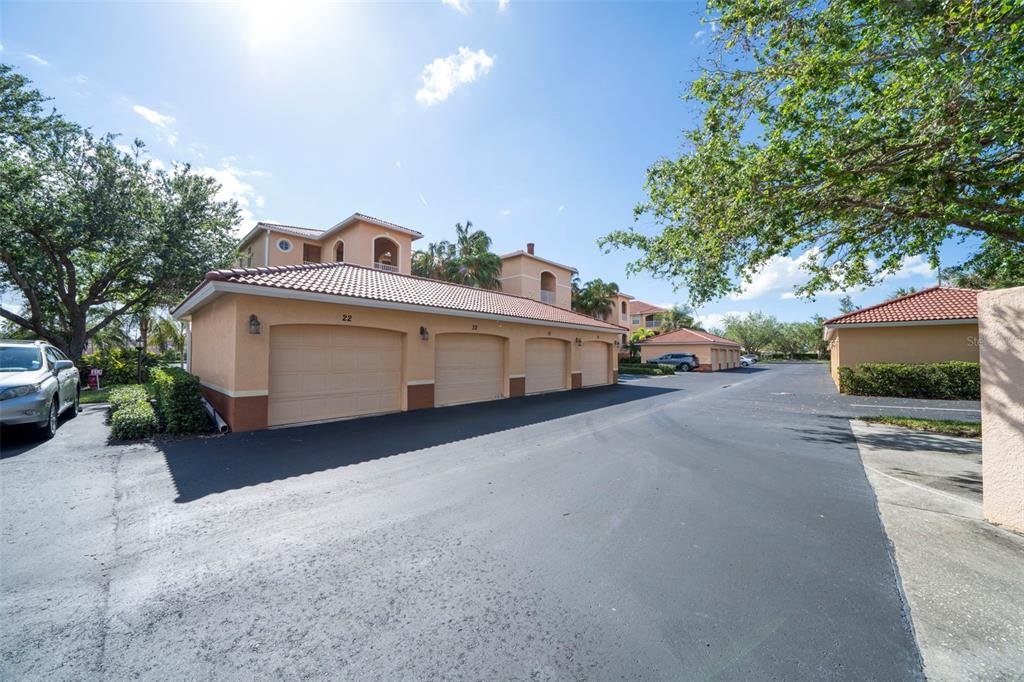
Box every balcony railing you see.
[540,290,556,304]
[374,262,400,273]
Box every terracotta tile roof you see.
[823,286,980,326]
[640,328,742,347]
[629,301,667,315]
[180,262,626,331]
[255,222,325,239]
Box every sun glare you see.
[242,0,327,49]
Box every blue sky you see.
[3,0,952,327]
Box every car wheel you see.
[679,363,690,372]
[38,399,58,440]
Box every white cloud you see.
[498,0,509,10]
[198,161,268,234]
[695,310,750,331]
[133,104,175,128]
[74,74,88,84]
[693,30,706,40]
[557,205,565,213]
[500,208,511,216]
[730,251,818,301]
[442,0,469,12]
[415,47,495,106]
[395,160,402,169]
[25,53,49,66]
[419,193,429,207]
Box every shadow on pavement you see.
[786,416,981,456]
[159,383,679,503]
[0,410,81,459]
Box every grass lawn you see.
[80,386,114,404]
[861,416,981,438]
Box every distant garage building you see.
[638,328,742,371]
[173,214,626,431]
[823,286,980,389]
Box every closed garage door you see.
[268,325,402,427]
[581,341,609,387]
[525,338,568,394]
[435,334,504,407]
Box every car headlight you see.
[0,383,43,401]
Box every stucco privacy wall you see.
[829,322,980,386]
[978,286,1024,533]
[189,292,619,430]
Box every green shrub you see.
[110,400,158,440]
[108,384,150,411]
[838,362,980,400]
[80,348,160,385]
[151,367,208,434]
[618,363,678,376]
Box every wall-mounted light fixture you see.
[574,337,582,347]
[420,326,429,341]
[248,314,261,335]
[614,340,620,348]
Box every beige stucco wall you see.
[499,254,573,309]
[188,295,238,393]
[244,221,416,274]
[639,342,739,370]
[978,286,1024,532]
[188,292,619,408]
[829,322,980,387]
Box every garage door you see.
[435,334,504,407]
[268,325,402,426]
[525,338,568,394]
[581,341,609,387]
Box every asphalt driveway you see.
[2,364,959,680]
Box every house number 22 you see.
[342,314,353,322]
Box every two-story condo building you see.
[174,214,626,431]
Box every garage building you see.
[824,286,980,389]
[638,328,742,371]
[173,216,625,431]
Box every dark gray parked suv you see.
[647,352,700,372]
[0,340,80,439]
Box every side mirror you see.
[53,359,74,371]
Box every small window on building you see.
[335,242,345,262]
[631,315,640,325]
[303,243,321,264]
[277,239,292,252]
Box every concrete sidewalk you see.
[851,420,1024,682]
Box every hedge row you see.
[838,361,980,400]
[111,399,158,440]
[618,363,678,376]
[108,369,208,440]
[81,348,162,385]
[151,367,208,434]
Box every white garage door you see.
[268,325,402,427]
[435,334,504,407]
[581,341,609,387]
[525,338,568,394]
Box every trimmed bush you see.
[151,367,208,434]
[108,384,149,411]
[838,361,980,400]
[618,363,678,376]
[110,400,158,440]
[80,348,160,385]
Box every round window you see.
[276,239,292,252]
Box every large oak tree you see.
[0,65,239,362]
[601,0,1024,304]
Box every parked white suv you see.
[740,354,758,367]
[0,340,80,439]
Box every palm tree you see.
[412,241,454,279]
[574,279,620,319]
[412,221,502,290]
[659,305,698,333]
[627,327,655,361]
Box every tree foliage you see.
[411,220,503,290]
[573,278,620,318]
[721,311,781,355]
[0,65,239,361]
[601,0,1024,305]
[658,304,699,332]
